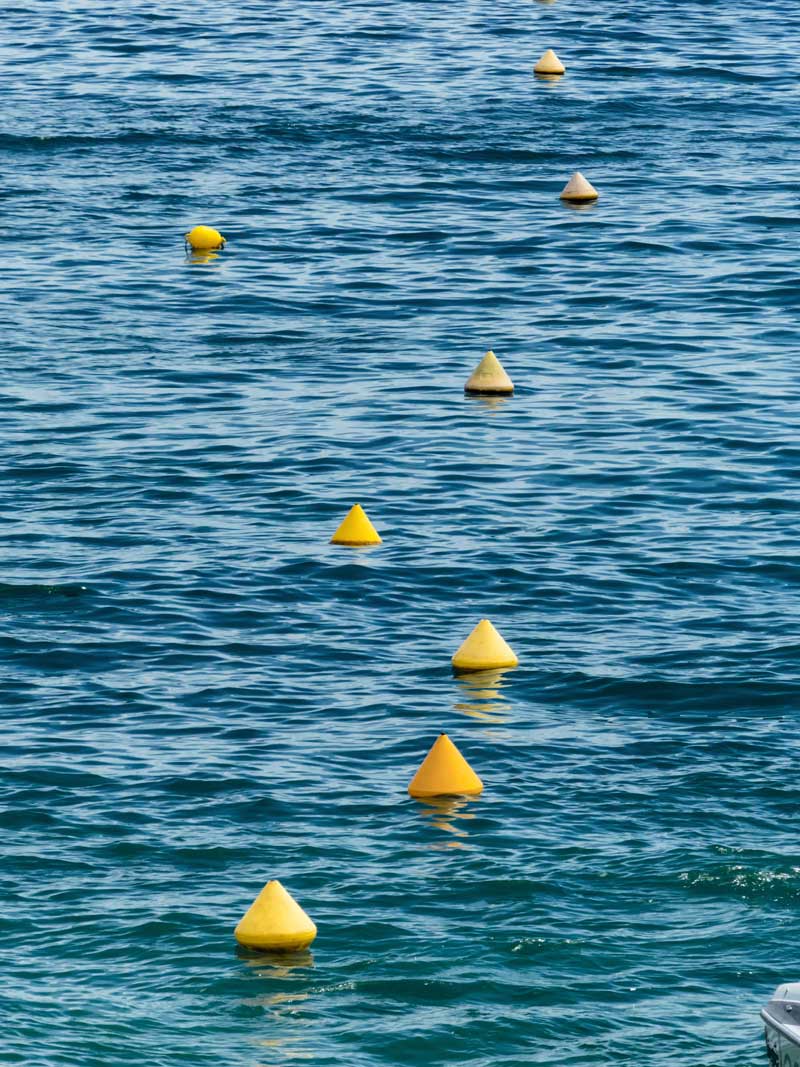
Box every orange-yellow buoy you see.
[452,619,518,672]
[234,879,317,952]
[185,225,226,251]
[534,49,565,75]
[330,503,382,546]
[408,733,484,797]
[465,350,514,396]
[559,172,599,203]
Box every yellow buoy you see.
[185,225,226,251]
[452,619,518,672]
[559,172,599,203]
[465,350,514,396]
[408,733,484,798]
[330,503,382,546]
[234,879,317,952]
[534,49,565,75]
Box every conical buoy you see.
[408,733,484,797]
[234,879,317,952]
[534,49,565,75]
[465,350,514,396]
[559,172,599,203]
[185,225,226,251]
[330,503,382,546]
[452,619,518,672]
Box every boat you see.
[762,984,800,1065]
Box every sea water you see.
[2,2,800,1065]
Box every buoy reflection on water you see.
[454,667,514,722]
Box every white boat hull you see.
[763,1019,799,1066]
[762,984,800,1067]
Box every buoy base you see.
[409,784,483,798]
[452,660,517,673]
[235,932,316,952]
[560,194,599,203]
[465,385,514,396]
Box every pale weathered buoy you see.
[234,879,317,952]
[408,733,483,798]
[330,503,382,546]
[534,49,565,75]
[185,225,226,251]
[465,350,514,396]
[452,619,518,672]
[559,172,599,203]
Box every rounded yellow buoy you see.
[330,503,382,546]
[185,225,226,251]
[534,49,565,75]
[408,733,483,798]
[452,619,518,672]
[559,172,599,203]
[234,879,317,952]
[465,350,514,396]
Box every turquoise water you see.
[3,2,800,1064]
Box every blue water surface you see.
[2,1,800,1065]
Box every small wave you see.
[680,863,800,903]
[0,582,87,599]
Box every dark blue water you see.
[3,2,800,1064]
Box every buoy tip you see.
[408,733,483,798]
[451,618,518,672]
[330,503,382,546]
[464,351,513,396]
[534,48,566,75]
[235,879,317,952]
[559,171,599,202]
[185,224,226,251]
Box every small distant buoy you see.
[185,225,226,251]
[408,733,484,798]
[452,619,518,672]
[559,172,599,203]
[234,879,317,952]
[330,503,382,546]
[534,49,565,75]
[465,350,514,396]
